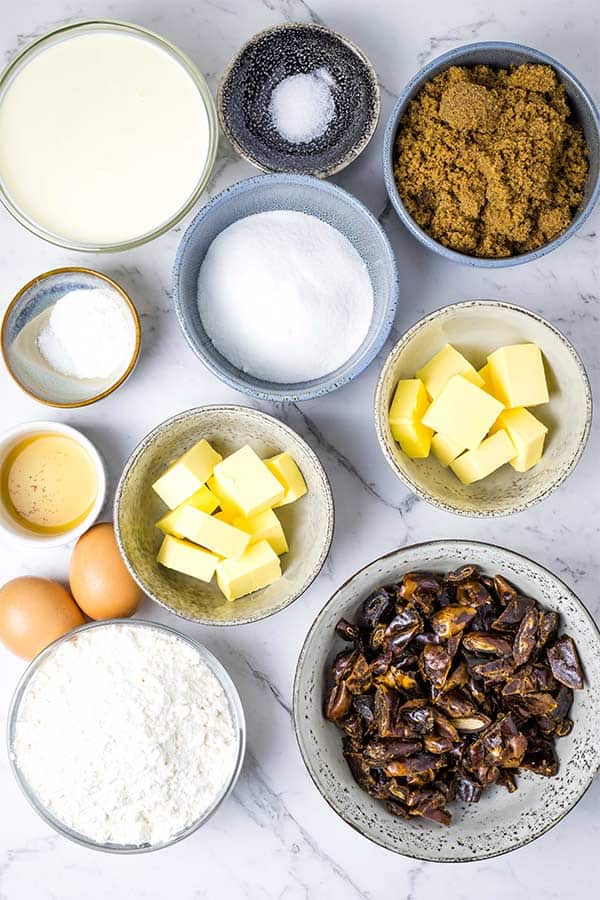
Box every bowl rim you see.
[382,40,600,268]
[0,419,107,548]
[373,299,593,517]
[113,403,335,625]
[217,21,381,178]
[0,19,219,253]
[1,267,142,408]
[6,617,247,853]
[172,172,399,402]
[292,538,600,862]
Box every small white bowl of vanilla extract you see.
[0,421,106,548]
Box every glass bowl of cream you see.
[0,20,218,251]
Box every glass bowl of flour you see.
[7,620,245,852]
[173,173,399,402]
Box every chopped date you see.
[325,565,584,827]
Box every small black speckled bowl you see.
[218,23,380,177]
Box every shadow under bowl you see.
[294,540,600,861]
[383,41,600,267]
[374,300,592,517]
[173,173,398,402]
[218,22,380,177]
[114,405,334,625]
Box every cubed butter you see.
[207,475,238,515]
[431,432,465,467]
[216,540,281,601]
[157,534,219,582]
[213,509,235,524]
[391,419,433,458]
[212,446,284,517]
[164,505,250,558]
[487,343,549,408]
[232,508,288,556]
[450,430,517,484]
[388,378,430,423]
[478,364,494,394]
[416,344,484,399]
[265,452,307,507]
[490,407,548,472]
[152,439,222,509]
[156,485,219,535]
[422,375,504,450]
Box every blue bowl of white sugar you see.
[173,174,398,402]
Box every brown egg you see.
[70,522,143,619]
[0,577,85,660]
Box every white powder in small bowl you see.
[12,624,238,847]
[197,210,373,384]
[269,68,335,144]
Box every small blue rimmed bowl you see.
[173,174,398,402]
[383,41,600,268]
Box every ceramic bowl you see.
[383,41,600,267]
[1,268,141,407]
[374,300,592,517]
[218,23,380,177]
[0,420,106,548]
[0,20,218,252]
[115,405,334,625]
[294,540,600,862]
[173,174,398,402]
[8,619,246,853]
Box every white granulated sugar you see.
[198,210,374,383]
[269,68,335,143]
[13,625,236,847]
[37,287,135,380]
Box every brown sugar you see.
[393,64,589,258]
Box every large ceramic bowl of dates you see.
[293,540,600,861]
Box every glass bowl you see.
[7,619,246,853]
[0,20,218,252]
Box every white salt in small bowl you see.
[1,267,141,408]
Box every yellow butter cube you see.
[478,364,494,394]
[391,419,433,458]
[232,508,288,556]
[212,446,284,517]
[152,439,222,509]
[487,343,549,408]
[450,430,517,484]
[422,375,504,450]
[207,475,238,515]
[164,505,250,558]
[216,540,281,601]
[156,485,219,535]
[265,452,307,507]
[490,408,548,472]
[213,509,235,524]
[157,534,219,582]
[389,378,430,423]
[416,344,484,399]
[431,432,465,467]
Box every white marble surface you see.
[0,0,598,897]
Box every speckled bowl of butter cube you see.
[374,300,592,517]
[114,405,334,625]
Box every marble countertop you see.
[1,0,598,897]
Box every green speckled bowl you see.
[114,405,334,625]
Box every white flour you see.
[198,210,374,383]
[12,625,236,846]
